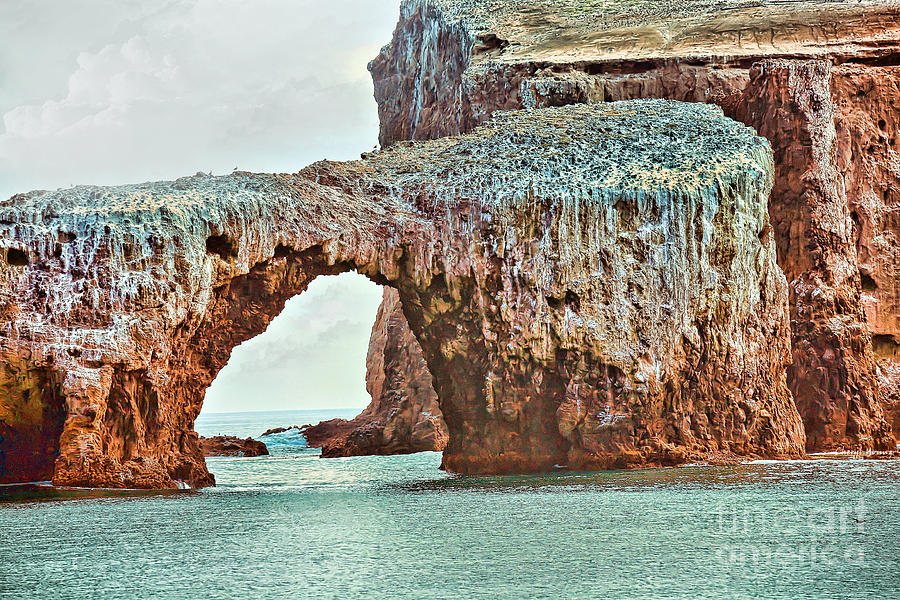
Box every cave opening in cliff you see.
[5,248,28,267]
[0,367,66,484]
[205,235,238,261]
[200,271,388,419]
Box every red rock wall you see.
[832,65,900,439]
[733,60,894,451]
[366,2,900,452]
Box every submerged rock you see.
[200,436,268,458]
[259,425,301,438]
[364,0,900,455]
[0,100,801,487]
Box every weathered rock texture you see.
[366,0,900,452]
[372,0,900,147]
[733,60,897,451]
[199,436,268,457]
[303,287,446,457]
[0,100,802,487]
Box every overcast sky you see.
[0,0,400,413]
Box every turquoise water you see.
[1,410,899,599]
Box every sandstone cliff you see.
[363,0,900,453]
[0,100,800,487]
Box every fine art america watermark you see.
[715,499,869,568]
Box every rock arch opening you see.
[201,272,385,416]
[303,286,447,458]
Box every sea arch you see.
[0,101,805,488]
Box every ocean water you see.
[195,408,363,440]
[2,409,899,599]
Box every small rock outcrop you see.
[260,425,300,437]
[304,287,446,457]
[364,0,900,454]
[0,100,801,487]
[199,436,268,457]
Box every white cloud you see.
[0,1,401,412]
[0,0,398,195]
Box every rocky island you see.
[0,0,898,489]
[325,0,900,459]
[0,99,801,487]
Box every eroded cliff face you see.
[367,0,900,452]
[0,101,801,487]
[342,102,803,474]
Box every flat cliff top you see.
[5,100,767,219]
[2,172,287,218]
[422,0,900,63]
[355,99,769,205]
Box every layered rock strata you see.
[0,100,801,487]
[365,0,900,452]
